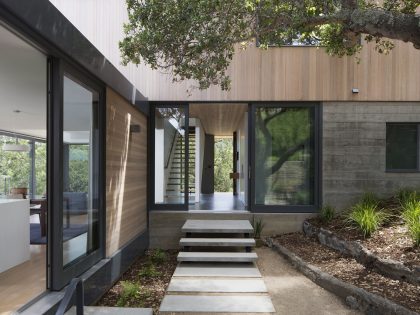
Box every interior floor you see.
[189,192,246,211]
[0,244,46,314]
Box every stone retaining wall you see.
[303,221,420,286]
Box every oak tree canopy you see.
[120,0,420,90]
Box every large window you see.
[252,104,318,211]
[386,123,419,171]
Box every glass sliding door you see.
[49,59,104,290]
[62,74,99,267]
[250,103,319,212]
[152,104,189,210]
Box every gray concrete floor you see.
[189,193,246,211]
[256,247,361,315]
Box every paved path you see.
[159,219,275,314]
[256,247,361,315]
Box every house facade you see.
[0,1,419,314]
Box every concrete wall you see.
[150,211,316,249]
[323,102,420,211]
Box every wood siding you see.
[50,1,420,102]
[106,87,147,257]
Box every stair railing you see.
[55,278,84,315]
[165,131,178,169]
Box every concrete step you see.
[177,252,258,262]
[66,306,153,315]
[167,278,267,293]
[182,219,253,234]
[159,295,275,313]
[180,238,255,247]
[173,262,262,278]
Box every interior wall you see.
[237,112,248,205]
[105,87,147,256]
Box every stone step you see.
[182,219,253,234]
[177,252,258,262]
[179,238,255,247]
[167,278,267,293]
[173,262,262,278]
[66,306,153,315]
[159,295,275,313]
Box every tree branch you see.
[265,141,306,175]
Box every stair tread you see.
[159,295,275,313]
[66,306,153,315]
[167,278,267,293]
[178,252,258,262]
[182,219,253,233]
[180,238,255,246]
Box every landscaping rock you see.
[303,221,420,286]
[265,237,419,315]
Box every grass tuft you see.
[150,249,167,264]
[138,263,161,278]
[346,196,387,238]
[251,216,265,239]
[401,199,420,247]
[116,281,140,307]
[319,205,335,223]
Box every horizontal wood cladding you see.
[136,40,420,102]
[106,87,148,257]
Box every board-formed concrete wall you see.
[323,102,420,211]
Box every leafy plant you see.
[401,199,420,246]
[346,201,387,238]
[320,205,335,223]
[116,281,140,307]
[251,216,265,239]
[360,192,379,208]
[138,263,161,278]
[397,188,419,206]
[150,249,167,264]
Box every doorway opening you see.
[188,103,248,211]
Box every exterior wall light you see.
[352,88,359,94]
[130,124,141,133]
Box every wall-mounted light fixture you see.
[352,88,359,94]
[130,124,141,134]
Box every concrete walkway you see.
[159,219,275,314]
[256,247,361,315]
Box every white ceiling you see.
[0,25,96,143]
[0,24,47,138]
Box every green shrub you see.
[116,281,140,307]
[398,188,419,206]
[401,200,420,246]
[139,264,161,278]
[360,192,379,208]
[320,205,335,223]
[150,249,167,264]
[347,202,387,238]
[251,216,265,239]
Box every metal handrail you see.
[55,278,84,315]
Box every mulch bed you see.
[307,197,420,267]
[273,233,420,313]
[96,249,178,314]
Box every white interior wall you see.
[237,112,248,205]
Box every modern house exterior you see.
[0,1,419,314]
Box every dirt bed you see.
[273,233,420,313]
[308,216,420,267]
[96,249,178,314]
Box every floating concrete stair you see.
[177,252,258,262]
[173,262,262,278]
[182,219,254,233]
[159,295,275,313]
[167,278,267,293]
[159,219,275,314]
[66,306,153,315]
[179,237,255,247]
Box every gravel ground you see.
[273,233,420,313]
[256,246,361,315]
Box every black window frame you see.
[386,123,420,173]
[49,57,106,291]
